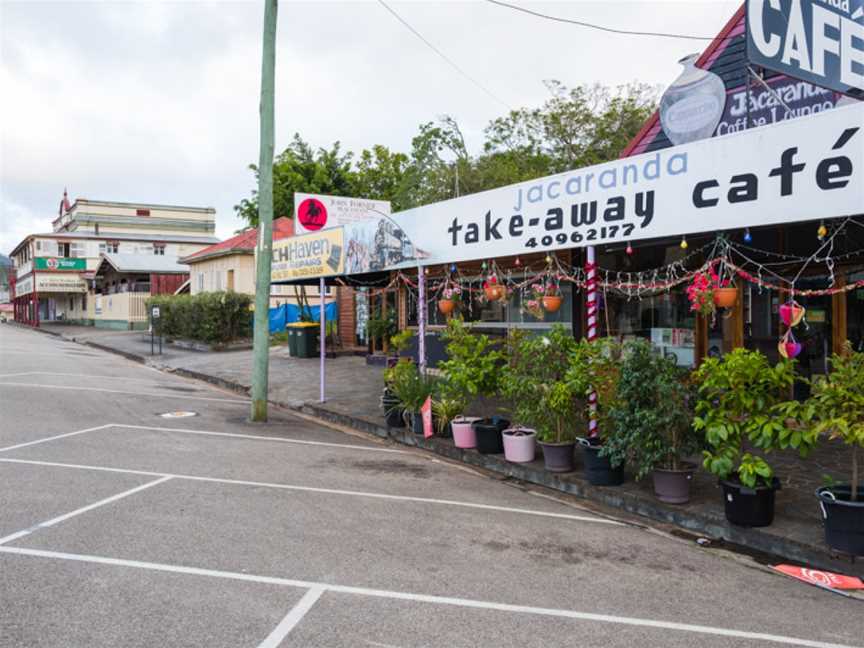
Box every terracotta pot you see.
[713,287,738,308]
[438,299,455,315]
[542,295,562,312]
[484,285,505,302]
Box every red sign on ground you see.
[297,198,328,231]
[421,396,433,439]
[773,565,864,590]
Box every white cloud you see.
[0,0,742,250]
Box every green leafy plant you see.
[388,360,438,413]
[146,292,252,345]
[438,318,504,400]
[808,344,864,501]
[500,326,597,444]
[390,330,414,355]
[366,309,397,346]
[693,348,815,489]
[603,340,701,480]
[432,380,467,435]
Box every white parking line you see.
[0,457,618,525]
[0,424,114,453]
[0,476,172,546]
[0,382,249,404]
[0,372,197,386]
[112,423,407,454]
[0,546,854,648]
[257,587,325,648]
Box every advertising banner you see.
[15,275,33,297]
[35,274,87,293]
[294,192,391,235]
[716,76,844,135]
[747,0,864,96]
[34,257,87,271]
[272,103,863,281]
[272,228,346,281]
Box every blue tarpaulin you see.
[268,302,338,334]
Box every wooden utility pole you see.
[250,0,278,422]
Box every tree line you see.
[234,82,658,228]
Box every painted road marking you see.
[0,424,114,453]
[0,457,618,525]
[0,382,249,404]
[112,423,408,454]
[0,476,172,546]
[257,587,325,648]
[0,371,200,386]
[0,546,855,648]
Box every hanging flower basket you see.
[779,300,806,327]
[483,274,506,302]
[438,299,455,315]
[713,287,738,308]
[542,295,563,312]
[438,284,462,316]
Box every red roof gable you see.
[182,217,294,263]
[619,3,746,159]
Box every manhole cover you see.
[159,411,198,418]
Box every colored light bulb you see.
[680,237,688,250]
[514,257,521,267]
[817,224,827,239]
[626,243,634,255]
[743,229,752,243]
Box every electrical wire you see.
[377,0,512,111]
[484,0,738,42]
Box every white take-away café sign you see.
[273,103,864,281]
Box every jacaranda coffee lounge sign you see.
[747,0,864,96]
[272,103,863,281]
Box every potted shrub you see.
[604,340,702,503]
[501,326,582,472]
[694,348,816,527]
[438,319,504,448]
[809,344,864,555]
[389,361,437,435]
[432,381,467,439]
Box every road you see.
[0,324,861,648]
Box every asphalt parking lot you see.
[1,325,862,648]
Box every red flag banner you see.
[773,565,864,590]
[421,396,433,439]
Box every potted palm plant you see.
[604,340,702,503]
[694,348,816,527]
[432,381,466,439]
[809,344,864,555]
[389,360,438,435]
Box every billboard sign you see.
[35,274,87,293]
[34,257,87,271]
[747,0,864,96]
[294,193,391,235]
[272,228,346,281]
[272,103,863,281]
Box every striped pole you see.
[418,266,426,374]
[586,246,598,438]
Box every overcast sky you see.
[0,0,742,254]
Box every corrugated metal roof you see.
[97,253,189,274]
[180,217,294,263]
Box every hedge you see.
[147,292,253,345]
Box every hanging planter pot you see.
[579,438,625,486]
[713,287,738,308]
[652,463,695,504]
[452,416,480,449]
[779,300,806,327]
[474,418,509,455]
[484,285,505,302]
[503,427,536,463]
[542,295,563,313]
[816,486,864,556]
[721,478,779,527]
[438,299,455,315]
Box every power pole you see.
[250,0,278,422]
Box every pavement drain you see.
[159,411,198,418]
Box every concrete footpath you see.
[31,323,863,577]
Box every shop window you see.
[848,272,864,353]
[136,209,150,217]
[197,273,204,292]
[153,244,166,256]
[58,242,70,257]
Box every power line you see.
[376,0,512,111]
[484,0,738,42]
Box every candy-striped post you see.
[586,246,598,437]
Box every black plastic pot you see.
[474,418,509,454]
[721,478,779,527]
[652,464,695,504]
[816,485,864,556]
[580,440,624,486]
[382,396,404,428]
[538,441,575,473]
[410,411,425,435]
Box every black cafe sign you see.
[747,0,864,97]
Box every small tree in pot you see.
[693,348,816,527]
[501,326,584,472]
[604,340,702,503]
[809,344,864,555]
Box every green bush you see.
[147,292,252,345]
